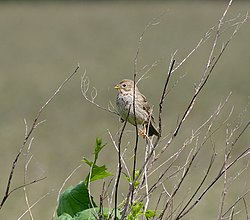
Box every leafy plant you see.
[127,202,158,220]
[57,181,96,217]
[57,138,117,220]
[83,138,112,187]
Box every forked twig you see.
[80,71,119,116]
[18,192,51,220]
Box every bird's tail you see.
[149,122,159,137]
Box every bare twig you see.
[0,65,80,209]
[222,191,250,219]
[23,137,35,220]
[18,192,51,220]
[242,198,249,220]
[131,75,139,208]
[8,177,47,197]
[80,71,119,116]
[152,3,248,165]
[114,106,131,220]
[177,148,250,219]
[108,130,130,181]
[176,150,216,219]
[136,60,161,85]
[158,59,175,138]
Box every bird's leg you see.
[139,124,147,138]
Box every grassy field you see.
[0,1,249,219]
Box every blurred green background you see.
[0,1,249,219]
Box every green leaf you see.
[123,171,140,189]
[94,138,106,162]
[83,138,112,187]
[56,208,121,220]
[56,213,73,220]
[57,181,97,217]
[84,164,113,185]
[82,158,93,167]
[75,207,121,220]
[145,210,157,219]
[127,202,144,219]
[132,202,144,216]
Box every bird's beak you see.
[114,85,120,90]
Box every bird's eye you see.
[122,83,126,87]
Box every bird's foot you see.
[139,126,147,138]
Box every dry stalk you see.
[18,192,51,220]
[23,136,35,220]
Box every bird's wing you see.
[139,94,155,119]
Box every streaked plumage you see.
[114,79,159,137]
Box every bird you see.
[114,79,159,137]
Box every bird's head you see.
[114,79,136,93]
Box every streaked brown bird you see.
[114,79,159,137]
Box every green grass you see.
[0,1,249,219]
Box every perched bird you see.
[114,79,159,137]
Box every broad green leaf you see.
[75,207,121,220]
[83,138,112,187]
[84,164,112,185]
[57,181,97,217]
[56,213,73,220]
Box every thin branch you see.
[108,130,130,180]
[9,177,47,196]
[143,140,150,212]
[81,71,119,116]
[231,120,250,147]
[217,146,230,220]
[158,59,175,137]
[23,137,35,220]
[0,65,80,209]
[222,191,250,219]
[114,106,130,220]
[242,198,249,220]
[18,192,51,220]
[176,150,216,219]
[177,147,250,219]
[134,14,162,76]
[131,74,139,207]
[136,60,160,85]
[153,6,248,165]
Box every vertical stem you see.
[114,106,130,220]
[131,74,139,206]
